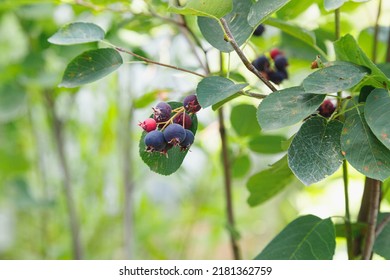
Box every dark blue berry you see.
[267,70,286,85]
[153,102,172,122]
[252,55,270,72]
[163,123,186,145]
[183,95,201,113]
[253,24,265,36]
[180,129,194,151]
[274,55,288,71]
[144,130,167,152]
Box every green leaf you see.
[365,88,390,150]
[303,63,368,94]
[247,155,298,207]
[230,104,259,137]
[334,34,390,88]
[341,105,390,181]
[288,117,344,185]
[324,0,347,11]
[249,135,287,154]
[373,213,390,260]
[59,48,123,88]
[196,76,247,108]
[248,0,291,27]
[232,154,251,178]
[265,18,315,47]
[48,22,105,45]
[255,215,336,260]
[168,0,232,19]
[257,86,325,131]
[139,102,198,175]
[198,0,252,53]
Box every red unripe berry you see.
[139,118,157,132]
[270,48,283,60]
[318,100,336,118]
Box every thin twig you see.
[114,47,206,78]
[44,91,83,260]
[342,161,353,259]
[218,107,241,260]
[361,178,381,260]
[219,18,277,92]
[376,213,390,238]
[372,0,382,63]
[239,90,267,99]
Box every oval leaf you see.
[249,135,287,154]
[230,104,259,136]
[59,48,123,88]
[247,155,298,207]
[48,22,105,45]
[257,86,325,131]
[248,0,291,27]
[255,215,336,260]
[168,0,232,19]
[341,105,390,181]
[196,76,247,108]
[374,213,390,260]
[198,0,252,53]
[365,88,390,150]
[303,63,368,94]
[324,0,347,11]
[232,154,251,178]
[139,102,198,176]
[288,117,344,185]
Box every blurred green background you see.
[0,0,389,260]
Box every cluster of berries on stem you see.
[252,48,289,85]
[139,94,201,156]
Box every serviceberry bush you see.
[49,0,390,260]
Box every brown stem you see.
[376,213,390,238]
[218,108,241,260]
[115,47,205,78]
[219,18,277,92]
[353,177,381,259]
[372,0,382,63]
[44,91,83,260]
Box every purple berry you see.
[253,24,265,36]
[318,100,335,118]
[252,55,270,72]
[163,123,186,146]
[267,70,286,85]
[180,129,195,151]
[144,130,167,152]
[274,55,288,71]
[153,102,172,122]
[183,95,201,113]
[173,112,192,129]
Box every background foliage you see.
[0,0,389,260]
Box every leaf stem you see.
[219,18,277,92]
[372,0,382,63]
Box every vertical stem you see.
[218,108,241,260]
[386,25,390,63]
[335,8,341,40]
[123,105,135,259]
[342,161,353,259]
[372,0,382,63]
[44,91,83,260]
[361,179,381,260]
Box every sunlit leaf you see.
[48,22,105,45]
[168,0,232,19]
[249,135,286,154]
[324,0,347,11]
[248,0,291,27]
[230,104,259,137]
[59,48,123,88]
[255,215,336,260]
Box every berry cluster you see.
[252,48,289,85]
[139,95,201,155]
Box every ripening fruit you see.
[318,100,336,118]
[163,123,186,146]
[180,129,195,151]
[183,95,201,113]
[153,102,172,122]
[144,130,167,152]
[274,55,288,71]
[270,48,283,60]
[173,112,192,129]
[252,55,270,72]
[253,24,265,36]
[139,118,157,132]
